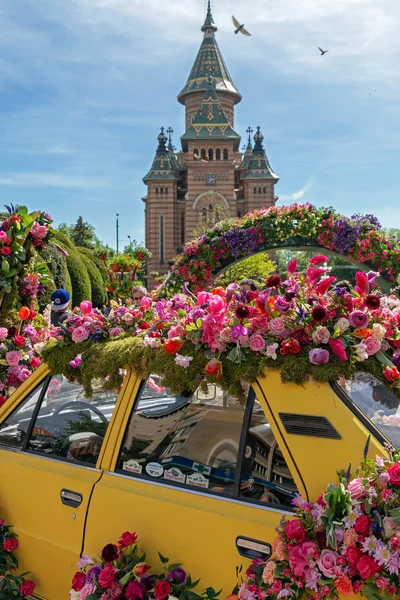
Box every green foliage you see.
[78,249,107,307]
[78,247,108,282]
[58,216,96,249]
[54,232,91,307]
[216,252,275,286]
[41,242,69,290]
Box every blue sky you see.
[1,0,399,248]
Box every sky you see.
[1,0,399,249]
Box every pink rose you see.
[30,221,48,239]
[347,478,366,500]
[299,541,319,561]
[80,582,97,600]
[388,463,400,486]
[285,519,306,541]
[0,231,7,242]
[80,301,93,315]
[5,351,21,367]
[71,326,90,343]
[108,327,124,338]
[363,336,381,356]
[269,317,288,338]
[249,334,266,352]
[287,544,308,578]
[219,327,232,343]
[317,549,338,578]
[312,326,330,344]
[0,327,8,342]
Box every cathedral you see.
[143,1,279,285]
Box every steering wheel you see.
[52,400,108,427]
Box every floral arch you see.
[161,204,400,296]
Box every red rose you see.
[388,463,400,486]
[30,356,41,368]
[14,335,26,347]
[154,581,172,600]
[117,530,138,549]
[284,519,306,541]
[3,537,18,552]
[355,515,371,536]
[164,338,184,355]
[0,396,7,407]
[98,563,116,588]
[204,358,223,379]
[0,246,12,256]
[126,581,144,600]
[19,580,36,597]
[71,572,86,591]
[384,366,400,383]
[346,547,363,566]
[356,555,380,579]
[138,322,151,330]
[101,543,118,562]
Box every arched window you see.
[216,148,221,161]
[263,186,266,194]
[253,187,257,195]
[165,187,168,195]
[223,148,228,160]
[208,148,214,161]
[160,188,164,195]
[201,148,207,159]
[193,148,199,159]
[155,187,159,195]
[258,187,262,194]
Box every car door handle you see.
[236,536,272,560]
[60,489,83,508]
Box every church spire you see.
[143,127,181,183]
[202,0,217,33]
[240,126,279,182]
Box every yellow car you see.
[0,363,394,599]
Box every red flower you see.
[355,515,371,535]
[10,215,21,223]
[13,335,26,348]
[329,338,348,361]
[0,396,7,407]
[18,307,31,321]
[154,581,172,600]
[164,338,184,355]
[101,543,118,562]
[365,295,380,310]
[346,547,363,566]
[126,581,144,600]
[266,275,281,288]
[311,305,328,322]
[284,519,305,541]
[71,572,86,591]
[384,366,400,383]
[356,554,380,579]
[98,563,117,588]
[315,276,337,295]
[117,530,138,549]
[205,359,223,379]
[280,339,300,355]
[0,246,12,256]
[30,356,41,368]
[3,537,18,552]
[19,580,36,597]
[388,463,400,486]
[309,255,329,265]
[138,322,151,330]
[335,575,354,596]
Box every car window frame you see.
[114,379,296,511]
[331,380,392,448]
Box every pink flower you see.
[287,259,298,274]
[262,561,276,585]
[220,327,232,343]
[0,327,8,342]
[318,549,338,578]
[0,231,7,242]
[71,326,90,343]
[108,327,124,338]
[5,351,21,367]
[329,338,348,361]
[347,478,366,500]
[77,555,94,569]
[249,334,266,352]
[69,355,82,369]
[141,296,152,310]
[312,326,330,344]
[80,301,93,315]
[310,255,329,265]
[269,317,288,338]
[349,311,369,329]
[287,544,309,578]
[363,336,381,356]
[30,221,48,239]
[309,348,330,365]
[266,343,279,360]
[80,582,97,599]
[174,354,193,368]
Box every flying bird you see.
[318,47,329,56]
[232,16,252,36]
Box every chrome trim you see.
[104,470,293,516]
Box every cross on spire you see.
[167,126,174,145]
[202,0,217,32]
[246,126,254,143]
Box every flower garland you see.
[70,529,218,600]
[42,256,400,401]
[238,447,400,600]
[0,515,36,597]
[159,205,400,296]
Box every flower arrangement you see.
[0,515,36,598]
[70,529,218,600]
[160,205,400,296]
[238,445,400,600]
[44,255,400,401]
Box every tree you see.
[58,216,96,249]
[216,252,275,287]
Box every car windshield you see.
[337,372,400,448]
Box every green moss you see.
[55,232,91,307]
[78,250,107,308]
[78,247,108,282]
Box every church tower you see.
[143,1,279,286]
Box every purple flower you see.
[393,351,400,369]
[86,564,101,583]
[192,308,205,321]
[221,228,260,259]
[166,567,188,586]
[231,325,249,343]
[349,310,369,329]
[274,296,291,314]
[309,348,330,365]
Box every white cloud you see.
[279,178,314,202]
[0,172,112,189]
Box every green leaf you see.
[158,551,169,564]
[389,507,400,524]
[376,351,393,367]
[196,319,203,328]
[167,563,182,570]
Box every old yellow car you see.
[0,361,394,599]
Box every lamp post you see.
[116,213,119,253]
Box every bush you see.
[78,247,108,282]
[78,249,107,308]
[54,232,91,307]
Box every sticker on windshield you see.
[123,459,142,475]
[145,462,164,478]
[164,467,186,484]
[192,462,211,476]
[187,472,209,489]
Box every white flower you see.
[77,554,93,569]
[372,323,386,341]
[174,354,193,368]
[143,336,159,348]
[266,343,279,360]
[354,342,368,362]
[69,591,81,600]
[312,326,330,344]
[375,455,385,467]
[335,318,350,334]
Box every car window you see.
[26,375,119,466]
[337,372,400,448]
[0,380,46,448]
[240,399,298,507]
[118,375,247,496]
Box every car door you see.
[0,366,121,599]
[84,372,306,595]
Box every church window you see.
[201,148,207,159]
[155,187,159,195]
[237,210,242,217]
[194,148,199,159]
[208,148,214,160]
[165,187,168,195]
[160,188,164,195]
[223,149,228,160]
[263,186,267,194]
[216,148,221,160]
[253,187,257,195]
[159,214,165,264]
[258,187,262,194]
